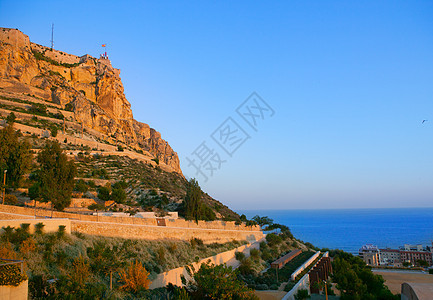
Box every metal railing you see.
[0,258,24,274]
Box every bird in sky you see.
[422,120,428,124]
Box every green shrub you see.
[57,225,66,238]
[250,248,260,260]
[285,282,295,292]
[156,247,166,265]
[294,289,310,300]
[50,126,58,137]
[235,251,246,262]
[64,103,74,111]
[34,222,45,234]
[4,194,17,205]
[74,180,88,193]
[97,186,110,201]
[255,284,268,290]
[111,188,126,204]
[190,238,203,248]
[266,233,282,247]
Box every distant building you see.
[380,248,401,265]
[401,244,424,252]
[400,250,432,266]
[361,243,433,267]
[359,244,380,266]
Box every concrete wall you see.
[283,252,329,300]
[291,251,321,280]
[0,217,71,234]
[149,240,262,289]
[283,273,310,300]
[0,279,28,300]
[401,282,433,300]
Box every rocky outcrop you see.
[0,27,182,174]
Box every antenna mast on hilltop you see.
[50,23,54,50]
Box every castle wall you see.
[30,42,81,65]
[0,28,30,49]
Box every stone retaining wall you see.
[0,204,262,232]
[0,205,264,244]
[72,220,263,244]
[0,217,71,234]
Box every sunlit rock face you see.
[0,27,182,174]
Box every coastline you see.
[240,207,433,254]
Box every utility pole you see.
[2,170,7,205]
[50,23,54,50]
[324,280,328,300]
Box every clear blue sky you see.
[1,1,432,210]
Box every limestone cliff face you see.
[0,28,181,174]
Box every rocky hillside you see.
[0,27,241,220]
[0,27,180,173]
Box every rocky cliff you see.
[0,28,181,174]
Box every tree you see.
[120,260,150,293]
[49,125,58,137]
[88,203,105,212]
[252,215,273,227]
[87,241,126,290]
[417,259,429,267]
[111,188,126,203]
[6,112,16,124]
[0,124,32,189]
[184,178,203,223]
[34,140,76,211]
[332,252,398,300]
[97,186,111,201]
[187,262,258,300]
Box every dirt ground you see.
[373,270,433,294]
[254,290,286,300]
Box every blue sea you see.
[240,208,433,254]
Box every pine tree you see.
[34,140,76,211]
[0,124,32,189]
[184,178,203,223]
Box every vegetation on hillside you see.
[0,123,32,189]
[29,140,77,211]
[331,250,399,300]
[0,226,246,298]
[181,178,216,222]
[0,116,240,219]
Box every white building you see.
[379,248,401,265]
[359,244,380,266]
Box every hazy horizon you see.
[1,1,432,210]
